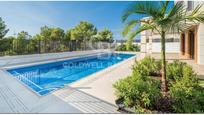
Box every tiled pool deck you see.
[0,50,137,113]
[1,51,202,113]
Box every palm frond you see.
[122,1,162,22]
[127,24,153,42]
[167,3,204,33]
[161,2,204,33]
[167,2,186,18]
[122,20,140,37]
[186,3,204,23]
[122,2,147,22]
[167,20,195,34]
[160,1,170,16]
[122,1,204,43]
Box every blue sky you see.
[0,1,173,40]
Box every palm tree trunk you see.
[126,39,132,51]
[161,31,167,93]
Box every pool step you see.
[54,88,119,113]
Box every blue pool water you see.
[7,53,135,95]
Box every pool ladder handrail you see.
[14,71,43,90]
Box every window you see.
[146,38,149,43]
[166,38,174,42]
[177,1,184,5]
[152,38,160,42]
[187,1,194,11]
[152,38,180,43]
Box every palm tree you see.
[122,1,204,93]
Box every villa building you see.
[177,1,204,65]
[140,30,180,54]
[141,1,204,65]
[115,39,141,46]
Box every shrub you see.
[167,61,198,86]
[4,50,16,55]
[128,44,140,51]
[113,72,161,113]
[58,44,69,51]
[168,61,204,113]
[170,80,204,113]
[167,61,187,82]
[132,56,161,76]
[115,44,140,52]
[115,44,126,51]
[114,57,204,113]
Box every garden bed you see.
[113,57,204,113]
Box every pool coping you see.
[2,51,137,97]
[69,52,137,87]
[2,52,107,70]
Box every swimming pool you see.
[7,53,135,96]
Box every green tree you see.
[39,26,52,52]
[0,36,14,55]
[17,31,31,39]
[68,21,97,50]
[40,26,52,40]
[13,31,31,54]
[50,27,65,52]
[122,1,204,92]
[58,29,71,51]
[26,39,38,53]
[65,29,72,41]
[90,34,100,43]
[50,27,65,40]
[97,28,113,42]
[71,21,97,42]
[0,17,9,39]
[33,34,43,53]
[33,34,42,41]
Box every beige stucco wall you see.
[197,24,204,65]
[192,1,204,65]
[140,31,180,54]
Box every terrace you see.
[0,50,137,113]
